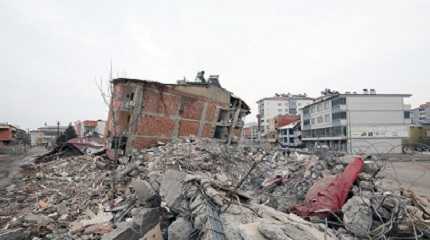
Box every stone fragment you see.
[362,161,379,175]
[132,207,160,236]
[257,223,289,240]
[101,222,141,240]
[358,180,374,191]
[24,213,53,226]
[131,179,156,205]
[83,223,113,235]
[160,170,187,213]
[0,228,29,240]
[168,217,193,240]
[342,196,372,238]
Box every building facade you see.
[301,91,411,153]
[30,125,67,146]
[257,94,313,135]
[278,120,301,147]
[106,75,250,153]
[0,123,26,145]
[242,122,258,141]
[411,102,430,125]
[74,120,106,138]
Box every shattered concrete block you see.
[160,170,187,213]
[358,172,372,181]
[363,161,379,175]
[358,180,374,191]
[167,217,193,240]
[24,213,53,226]
[132,207,160,236]
[131,179,156,205]
[257,223,288,240]
[0,228,29,240]
[101,222,141,240]
[342,196,372,238]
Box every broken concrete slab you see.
[167,217,193,240]
[131,179,156,205]
[342,196,372,238]
[0,228,29,240]
[101,222,141,240]
[132,207,160,236]
[160,170,187,213]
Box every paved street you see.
[0,147,46,188]
[379,160,430,196]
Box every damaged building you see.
[105,73,250,153]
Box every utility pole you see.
[57,121,60,138]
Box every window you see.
[311,118,316,124]
[317,104,322,111]
[278,109,282,112]
[404,111,410,119]
[332,97,346,106]
[278,103,282,106]
[304,119,310,126]
[317,116,323,123]
[332,112,347,120]
[324,102,329,109]
[324,114,330,122]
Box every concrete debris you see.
[167,217,193,240]
[341,196,372,238]
[0,137,429,240]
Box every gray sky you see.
[1,0,429,129]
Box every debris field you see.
[1,137,429,240]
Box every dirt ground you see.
[379,160,430,196]
[0,146,46,188]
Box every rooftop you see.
[257,93,313,103]
[303,92,411,108]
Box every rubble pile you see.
[0,137,429,240]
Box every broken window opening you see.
[214,126,225,139]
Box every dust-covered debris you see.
[1,137,429,240]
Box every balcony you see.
[332,104,347,113]
[332,119,347,126]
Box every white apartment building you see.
[278,120,302,147]
[411,102,430,125]
[257,94,313,134]
[301,90,411,153]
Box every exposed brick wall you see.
[0,129,12,141]
[142,89,179,116]
[180,98,204,120]
[178,120,200,136]
[206,103,218,122]
[137,116,175,137]
[106,79,248,151]
[202,124,214,137]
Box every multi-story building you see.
[74,120,106,138]
[257,93,313,134]
[105,74,250,153]
[30,125,67,146]
[242,122,259,142]
[301,89,411,153]
[0,123,27,145]
[278,120,301,147]
[411,102,430,125]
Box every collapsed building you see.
[105,73,250,154]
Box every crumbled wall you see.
[106,79,248,152]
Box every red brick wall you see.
[178,120,200,136]
[106,80,240,151]
[137,116,175,137]
[0,128,12,141]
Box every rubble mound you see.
[1,138,429,240]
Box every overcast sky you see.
[1,0,429,129]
